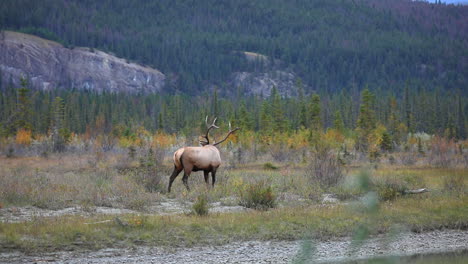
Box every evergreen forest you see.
[0,0,467,146]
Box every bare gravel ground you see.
[1,230,467,264]
[0,200,248,223]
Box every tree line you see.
[1,79,466,151]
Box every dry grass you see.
[0,153,162,209]
[0,151,467,253]
[1,152,466,209]
[0,192,466,253]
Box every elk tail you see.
[179,152,185,169]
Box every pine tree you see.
[357,88,376,132]
[259,101,272,134]
[270,87,287,132]
[333,110,345,133]
[456,94,466,139]
[158,112,164,131]
[445,115,456,139]
[309,94,322,131]
[356,88,376,151]
[238,101,254,130]
[433,90,443,135]
[211,87,219,117]
[296,79,307,128]
[52,96,67,151]
[380,131,393,151]
[404,84,413,133]
[387,97,399,143]
[15,77,33,132]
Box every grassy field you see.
[0,152,467,253]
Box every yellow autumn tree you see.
[16,128,32,145]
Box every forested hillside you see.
[0,0,466,141]
[1,0,467,94]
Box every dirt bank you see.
[1,230,467,263]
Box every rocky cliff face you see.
[227,51,308,98]
[230,70,304,98]
[0,31,165,93]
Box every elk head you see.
[168,117,239,192]
[199,116,219,146]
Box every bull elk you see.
[168,117,240,192]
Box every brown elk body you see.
[168,117,239,192]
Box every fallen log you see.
[404,188,429,194]
[84,219,112,225]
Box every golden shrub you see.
[15,129,32,145]
[152,132,176,148]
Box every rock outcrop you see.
[230,70,305,98]
[229,51,307,97]
[0,31,165,93]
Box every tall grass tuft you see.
[239,180,276,210]
[372,176,408,201]
[443,174,465,194]
[192,194,209,216]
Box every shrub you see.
[239,181,276,210]
[130,148,164,192]
[443,174,465,194]
[263,162,278,170]
[128,145,137,159]
[6,146,14,158]
[331,185,364,201]
[428,136,455,168]
[306,143,343,188]
[372,176,408,201]
[16,129,32,145]
[399,152,416,166]
[192,194,209,216]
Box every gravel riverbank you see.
[2,230,467,263]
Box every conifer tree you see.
[380,131,393,151]
[270,87,287,132]
[52,96,67,151]
[356,88,376,151]
[445,115,456,139]
[404,84,413,133]
[158,112,164,131]
[457,94,466,139]
[387,97,399,143]
[238,101,254,131]
[15,77,33,132]
[309,94,321,131]
[259,101,272,134]
[211,87,219,117]
[357,89,376,131]
[297,80,307,128]
[333,110,345,133]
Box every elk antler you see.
[213,122,240,146]
[200,116,219,145]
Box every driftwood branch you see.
[84,219,112,225]
[404,188,429,194]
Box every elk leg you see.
[168,166,182,193]
[182,166,192,191]
[182,172,191,191]
[203,170,210,186]
[211,169,217,188]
